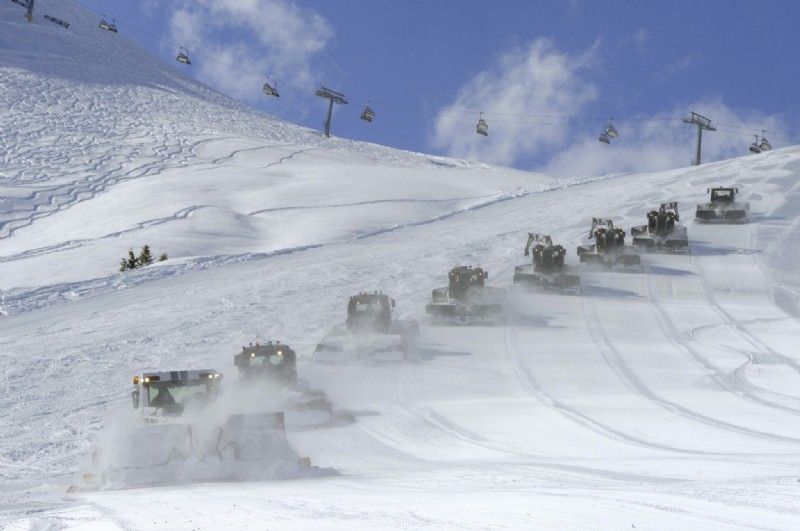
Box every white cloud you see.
[164,0,332,102]
[432,38,787,178]
[657,52,700,80]
[544,99,788,178]
[431,38,599,167]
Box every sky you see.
[74,0,800,177]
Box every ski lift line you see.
[56,1,800,142]
[66,2,796,135]
[714,122,795,139]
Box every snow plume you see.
[544,99,789,178]
[165,0,332,103]
[91,374,317,488]
[431,38,599,167]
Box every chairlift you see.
[262,77,279,97]
[749,135,761,154]
[476,112,488,136]
[759,130,772,151]
[99,16,118,33]
[361,104,375,123]
[176,47,191,65]
[598,118,617,144]
[605,118,619,139]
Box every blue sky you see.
[77,0,799,176]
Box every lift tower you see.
[683,111,716,166]
[315,87,348,138]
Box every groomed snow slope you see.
[4,1,800,529]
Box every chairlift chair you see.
[598,119,617,144]
[759,130,772,151]
[749,135,761,154]
[176,47,191,65]
[262,78,279,97]
[99,16,118,33]
[361,105,375,122]
[476,112,488,136]
[605,118,619,139]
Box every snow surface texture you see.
[3,1,800,529]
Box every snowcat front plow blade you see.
[313,324,415,364]
[94,412,310,488]
[578,250,640,268]
[631,234,656,250]
[425,302,503,324]
[632,236,689,254]
[513,266,580,292]
[695,205,749,224]
[723,209,748,222]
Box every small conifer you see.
[138,245,153,266]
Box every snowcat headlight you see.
[133,376,140,385]
[143,377,150,383]
[250,352,256,358]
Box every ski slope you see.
[4,1,800,529]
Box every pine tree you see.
[158,252,168,262]
[119,257,128,272]
[126,249,138,270]
[138,245,153,266]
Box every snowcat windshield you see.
[712,190,733,201]
[249,352,286,366]
[353,300,385,313]
[146,381,212,410]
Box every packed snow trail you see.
[5,147,800,528]
[4,1,800,528]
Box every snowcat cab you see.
[577,218,641,267]
[695,187,749,223]
[131,369,220,417]
[346,292,395,333]
[235,341,297,387]
[315,292,418,363]
[632,202,689,252]
[446,266,488,301]
[513,233,580,290]
[527,234,567,273]
[426,266,503,323]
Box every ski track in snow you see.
[4,1,800,529]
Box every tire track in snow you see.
[391,347,690,483]
[644,265,800,415]
[501,327,720,455]
[582,296,800,444]
[0,146,313,264]
[0,205,208,263]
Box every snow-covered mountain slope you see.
[0,0,558,313]
[4,1,800,529]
